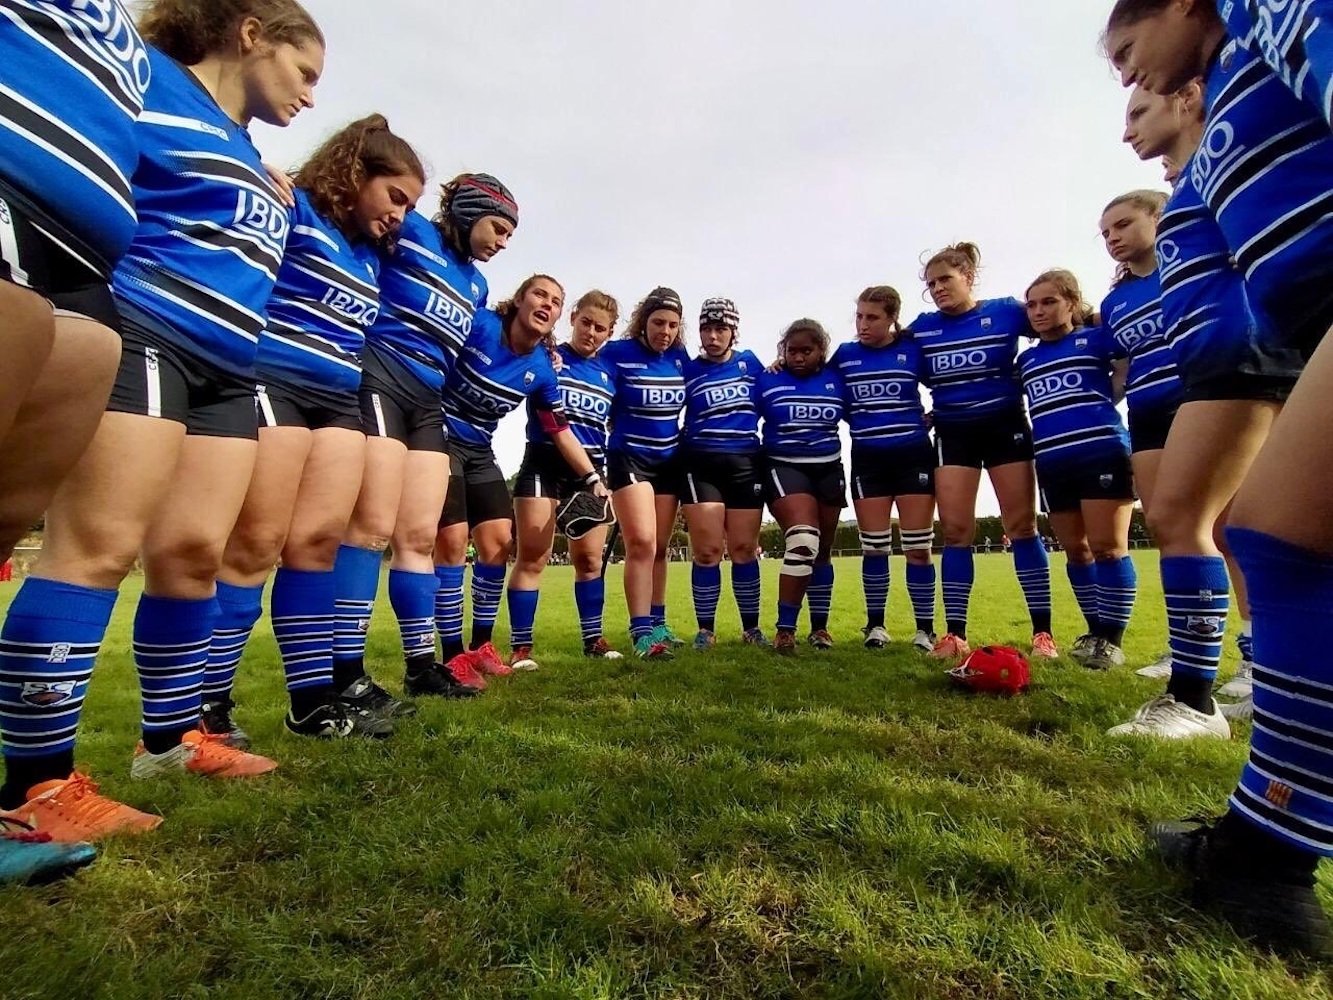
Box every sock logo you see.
[1199,589,1215,601]
[357,618,370,634]
[1265,780,1294,810]
[1186,615,1224,637]
[21,680,76,707]
[48,643,71,664]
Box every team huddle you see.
[0,0,1331,960]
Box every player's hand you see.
[591,480,611,499]
[264,162,297,207]
[766,357,785,373]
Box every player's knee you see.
[782,524,819,577]
[224,525,285,577]
[573,550,601,578]
[396,523,440,560]
[859,528,894,557]
[941,521,973,548]
[728,539,757,563]
[624,532,655,562]
[692,541,723,566]
[144,535,227,592]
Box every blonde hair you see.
[1026,269,1094,329]
[572,289,620,329]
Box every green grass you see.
[0,554,1327,999]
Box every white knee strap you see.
[783,524,820,577]
[859,528,894,555]
[900,527,935,553]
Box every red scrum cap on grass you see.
[947,645,1031,695]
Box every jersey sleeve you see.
[532,359,569,436]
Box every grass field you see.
[0,553,1327,999]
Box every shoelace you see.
[42,772,127,826]
[1138,696,1183,725]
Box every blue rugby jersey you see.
[524,343,614,463]
[600,337,689,463]
[907,298,1028,424]
[1018,327,1130,475]
[1220,0,1333,127]
[1100,272,1183,415]
[681,349,761,454]
[828,337,931,452]
[0,0,148,274]
[756,368,845,464]
[442,308,562,449]
[1194,36,1333,346]
[111,48,287,376]
[254,189,379,396]
[368,211,487,391]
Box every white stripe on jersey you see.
[127,271,263,342]
[292,223,340,254]
[2,2,143,117]
[0,82,134,218]
[0,199,30,286]
[263,331,361,373]
[396,237,453,272]
[137,110,230,140]
[171,217,283,277]
[172,150,282,204]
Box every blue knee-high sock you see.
[0,579,117,806]
[271,568,336,706]
[1066,561,1099,634]
[732,560,761,632]
[1161,554,1230,712]
[905,561,936,634]
[1226,527,1333,857]
[204,580,263,704]
[389,569,438,671]
[1012,536,1052,635]
[942,546,974,638]
[135,594,217,754]
[1095,556,1137,646]
[691,563,721,632]
[629,616,654,643]
[434,564,466,660]
[776,600,802,633]
[650,604,667,629]
[574,577,605,642]
[808,563,834,632]
[332,544,382,680]
[470,562,506,648]
[862,554,890,630]
[507,588,539,648]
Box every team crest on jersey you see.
[674,359,683,371]
[825,383,835,390]
[898,354,907,363]
[739,361,748,373]
[601,372,609,383]
[981,317,992,329]
[1076,338,1088,348]
[21,681,76,707]
[1186,615,1224,637]
[471,283,479,295]
[524,371,535,385]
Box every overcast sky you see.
[251,1,1159,515]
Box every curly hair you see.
[139,0,322,64]
[494,274,565,365]
[292,114,424,242]
[778,318,831,366]
[1026,269,1095,330]
[622,292,686,350]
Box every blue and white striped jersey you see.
[369,211,487,391]
[681,349,761,454]
[1220,0,1333,128]
[1018,327,1130,474]
[525,343,614,462]
[254,189,379,395]
[600,337,688,463]
[907,298,1028,424]
[1195,36,1333,347]
[1100,272,1183,415]
[828,337,930,452]
[757,368,845,464]
[0,0,148,275]
[111,48,287,376]
[443,308,562,448]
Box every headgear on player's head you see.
[642,286,683,317]
[699,296,740,330]
[448,173,519,240]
